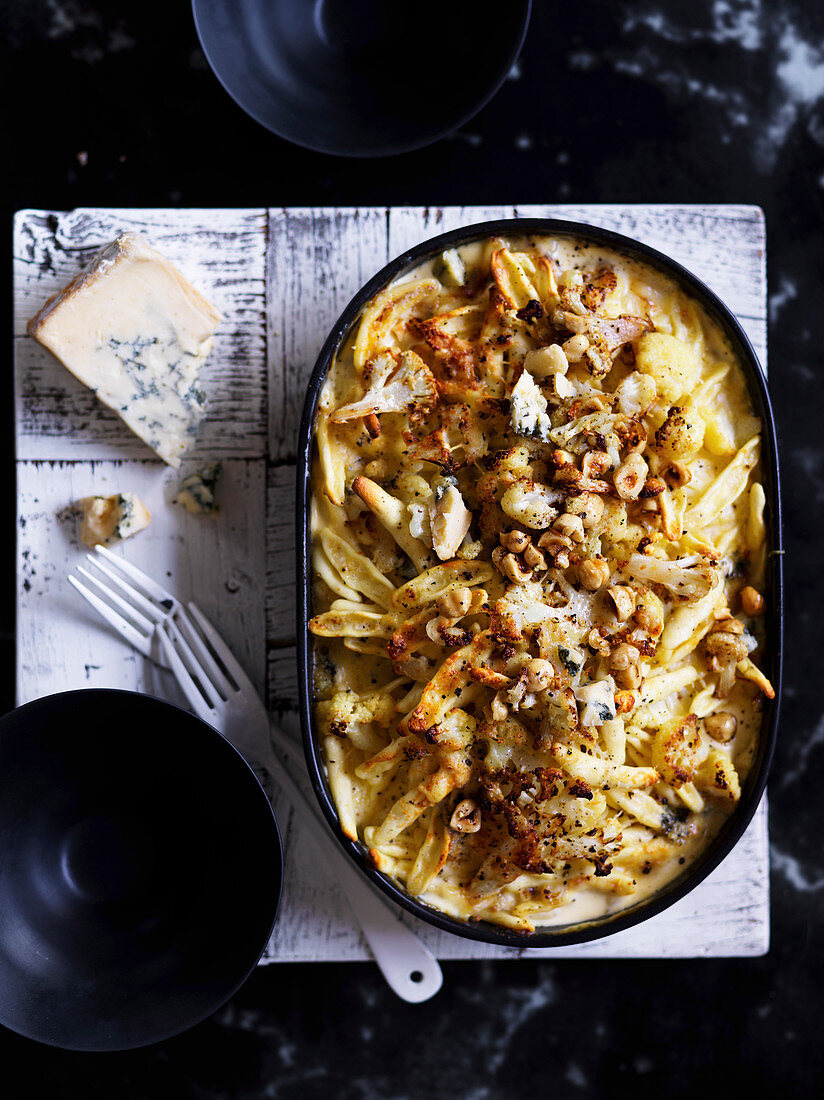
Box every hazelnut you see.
[740,586,765,616]
[704,712,737,742]
[553,513,585,544]
[523,658,554,692]
[501,529,529,553]
[450,799,481,833]
[436,586,473,618]
[606,585,636,622]
[578,558,610,591]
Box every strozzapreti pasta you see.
[308,234,773,932]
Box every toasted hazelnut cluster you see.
[492,529,547,583]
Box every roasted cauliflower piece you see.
[614,370,658,417]
[650,714,707,787]
[500,478,562,530]
[626,553,718,600]
[695,747,742,803]
[316,689,396,751]
[655,406,706,462]
[330,350,437,424]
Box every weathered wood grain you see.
[14,208,268,461]
[14,205,770,960]
[267,208,389,461]
[16,458,266,704]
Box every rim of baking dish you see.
[296,217,783,948]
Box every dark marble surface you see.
[1,0,823,1095]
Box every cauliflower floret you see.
[626,553,718,600]
[500,478,562,530]
[582,315,652,378]
[510,369,551,441]
[477,447,533,503]
[651,714,707,787]
[695,747,741,803]
[330,350,437,423]
[633,585,665,637]
[614,371,658,417]
[587,314,651,353]
[635,332,700,403]
[316,690,396,748]
[655,405,706,461]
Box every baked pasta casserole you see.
[308,234,773,932]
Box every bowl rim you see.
[0,687,284,1050]
[190,0,532,157]
[296,216,783,948]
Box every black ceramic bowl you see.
[191,0,532,156]
[297,217,783,948]
[0,690,283,1050]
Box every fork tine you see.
[157,627,216,724]
[165,617,223,711]
[74,566,156,635]
[80,559,165,626]
[68,574,154,657]
[93,544,177,605]
[186,602,259,697]
[172,611,236,699]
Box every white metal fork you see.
[69,546,442,1003]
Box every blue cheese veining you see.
[510,368,551,441]
[27,234,221,467]
[175,463,221,515]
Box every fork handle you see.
[261,729,443,1003]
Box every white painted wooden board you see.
[14,205,769,960]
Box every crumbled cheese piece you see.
[510,369,551,441]
[175,463,221,515]
[428,484,471,560]
[28,234,221,467]
[575,677,617,727]
[556,644,585,677]
[434,249,466,287]
[77,492,151,547]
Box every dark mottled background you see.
[1,1,822,1096]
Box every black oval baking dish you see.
[296,218,783,948]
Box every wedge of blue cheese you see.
[77,492,152,548]
[28,234,221,467]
